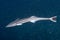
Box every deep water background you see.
[0,0,60,40]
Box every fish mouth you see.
[6,23,17,27]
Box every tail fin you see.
[50,16,57,22]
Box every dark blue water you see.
[0,0,60,40]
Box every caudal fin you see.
[50,16,57,22]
